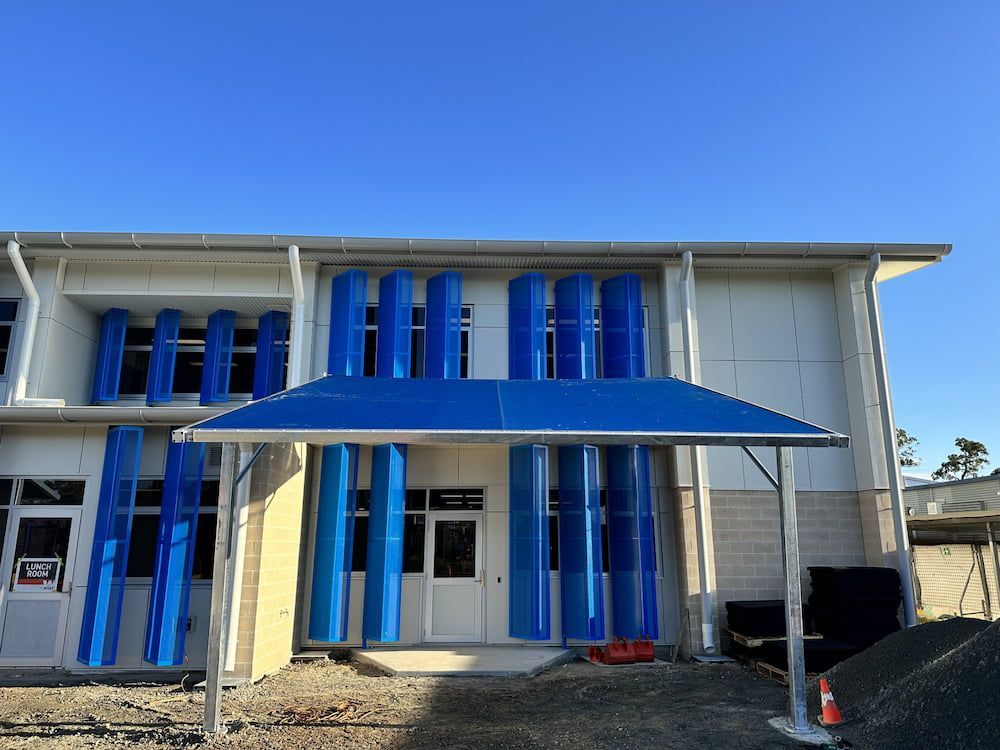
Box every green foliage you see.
[896,428,920,467]
[932,437,990,481]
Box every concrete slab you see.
[351,646,574,677]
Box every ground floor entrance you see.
[424,511,484,643]
[0,506,81,666]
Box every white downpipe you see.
[679,251,716,654]
[864,254,918,627]
[6,240,64,406]
[223,442,254,672]
[287,244,306,388]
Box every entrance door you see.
[424,513,484,642]
[0,507,81,666]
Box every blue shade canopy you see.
[175,376,849,448]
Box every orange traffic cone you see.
[818,678,844,727]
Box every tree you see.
[992,467,1000,476]
[932,438,990,481]
[896,428,920,467]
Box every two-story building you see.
[0,232,948,683]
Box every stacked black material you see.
[759,638,860,673]
[808,566,902,648]
[726,599,804,637]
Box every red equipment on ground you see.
[589,637,655,665]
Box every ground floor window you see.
[350,488,484,574]
[126,478,220,579]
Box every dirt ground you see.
[0,658,809,750]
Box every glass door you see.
[0,507,81,666]
[423,513,484,642]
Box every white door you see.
[0,507,81,666]
[424,512,484,642]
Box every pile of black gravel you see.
[808,617,998,749]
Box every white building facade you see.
[0,233,948,680]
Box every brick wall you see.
[709,489,867,631]
[228,443,311,682]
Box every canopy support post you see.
[768,446,830,744]
[202,443,265,734]
[204,442,238,734]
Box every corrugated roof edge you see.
[1,231,952,261]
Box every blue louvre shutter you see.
[144,441,205,665]
[557,444,604,640]
[78,426,144,666]
[600,274,646,378]
[146,309,180,405]
[91,308,129,403]
[252,310,289,399]
[362,442,408,642]
[200,309,236,404]
[328,270,368,377]
[507,273,546,380]
[508,444,550,640]
[425,271,462,379]
[554,274,596,379]
[375,271,413,378]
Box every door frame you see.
[422,510,485,643]
[0,506,83,667]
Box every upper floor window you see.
[363,305,472,378]
[545,305,649,379]
[119,324,273,399]
[0,300,18,377]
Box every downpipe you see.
[287,244,306,388]
[6,240,64,406]
[679,251,716,654]
[864,254,918,627]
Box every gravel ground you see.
[0,658,805,750]
[810,617,999,750]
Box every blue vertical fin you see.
[425,271,462,379]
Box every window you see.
[126,478,219,579]
[0,300,18,377]
[548,488,629,573]
[545,305,650,379]
[349,487,481,574]
[363,305,473,378]
[119,323,275,399]
[17,479,86,506]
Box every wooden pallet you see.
[753,660,818,686]
[727,629,822,649]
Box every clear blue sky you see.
[2,2,997,475]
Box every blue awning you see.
[173,376,849,448]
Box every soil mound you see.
[808,617,998,749]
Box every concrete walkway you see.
[352,646,574,677]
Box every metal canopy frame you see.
[194,382,849,742]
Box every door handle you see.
[479,568,485,588]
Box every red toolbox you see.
[603,637,636,665]
[633,636,655,662]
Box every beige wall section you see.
[229,443,310,682]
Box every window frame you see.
[363,304,473,378]
[0,298,19,379]
[125,474,220,582]
[117,319,281,402]
[545,304,651,379]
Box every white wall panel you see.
[730,273,798,361]
[791,273,843,362]
[405,446,460,485]
[695,272,735,361]
[801,362,857,490]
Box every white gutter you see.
[223,442,254,672]
[0,405,223,424]
[679,251,716,654]
[287,244,306,387]
[6,240,65,406]
[864,254,918,627]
